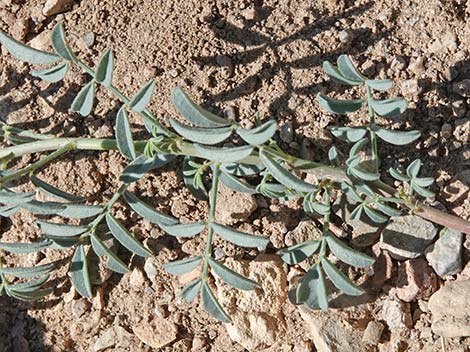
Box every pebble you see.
[94,328,115,352]
[380,299,413,331]
[129,268,146,287]
[215,183,258,225]
[338,30,353,44]
[362,321,384,345]
[280,121,294,143]
[395,258,437,302]
[143,258,158,279]
[452,100,466,118]
[72,298,91,318]
[380,215,437,260]
[400,79,420,97]
[132,318,178,349]
[191,335,207,351]
[428,280,470,337]
[241,7,257,20]
[440,123,453,139]
[81,32,95,49]
[425,228,463,277]
[42,0,73,16]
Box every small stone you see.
[380,299,412,331]
[396,258,437,302]
[81,32,95,49]
[425,229,463,277]
[453,79,470,97]
[454,118,470,144]
[369,244,394,289]
[400,79,420,97]
[215,183,257,225]
[284,219,322,246]
[168,68,179,78]
[63,287,77,303]
[191,335,207,351]
[338,30,353,44]
[143,258,158,279]
[132,317,178,349]
[241,7,257,20]
[452,100,466,118]
[12,19,29,41]
[440,123,453,139]
[362,321,384,345]
[380,215,438,260]
[72,298,90,318]
[280,122,294,143]
[129,268,145,287]
[428,280,470,337]
[213,247,225,260]
[42,0,74,16]
[94,328,115,352]
[408,57,425,76]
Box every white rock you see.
[94,328,115,352]
[42,0,74,16]
[425,228,463,277]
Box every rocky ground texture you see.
[1,0,470,351]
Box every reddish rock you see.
[396,258,437,302]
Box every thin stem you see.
[202,162,221,280]
[366,86,379,171]
[0,142,75,184]
[319,188,331,259]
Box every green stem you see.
[319,188,331,259]
[366,86,379,171]
[0,143,75,184]
[202,162,221,280]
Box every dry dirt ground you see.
[1,0,470,351]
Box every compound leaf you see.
[323,61,361,85]
[201,282,231,323]
[236,119,277,145]
[159,222,206,238]
[208,257,259,290]
[123,191,177,226]
[95,49,113,87]
[326,235,374,268]
[317,93,363,114]
[212,223,269,250]
[129,80,155,112]
[170,118,232,145]
[70,81,95,116]
[116,106,136,160]
[277,240,320,265]
[321,258,364,296]
[163,256,202,275]
[106,213,151,257]
[31,62,68,83]
[337,55,365,83]
[0,241,51,254]
[171,87,231,128]
[69,245,92,297]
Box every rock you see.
[215,183,257,225]
[380,215,437,260]
[42,0,74,16]
[191,335,207,351]
[454,118,470,144]
[428,280,470,337]
[396,258,437,302]
[452,100,466,118]
[338,30,353,44]
[280,122,294,143]
[440,123,453,139]
[299,308,364,352]
[442,175,470,204]
[129,268,145,287]
[400,79,420,97]
[241,7,257,20]
[214,255,287,351]
[81,32,95,49]
[380,299,412,331]
[284,219,322,246]
[453,79,470,97]
[425,229,463,277]
[362,321,384,345]
[143,258,158,279]
[72,298,90,318]
[368,244,394,289]
[132,318,178,349]
[94,328,115,352]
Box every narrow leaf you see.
[31,63,69,83]
[363,205,388,223]
[123,191,177,226]
[171,87,231,127]
[0,262,54,279]
[183,156,208,201]
[50,23,74,61]
[163,256,202,275]
[365,79,393,91]
[0,190,35,205]
[95,49,114,87]
[323,61,361,85]
[236,119,277,145]
[349,166,380,181]
[389,168,409,182]
[326,235,374,268]
[0,30,60,64]
[406,159,421,178]
[170,118,232,145]
[119,155,154,183]
[0,241,51,254]
[36,221,88,237]
[259,150,317,193]
[181,278,201,302]
[296,263,328,310]
[321,258,365,296]
[195,144,253,163]
[8,288,53,301]
[106,213,151,257]
[0,205,18,217]
[201,282,232,323]
[129,80,155,113]
[375,128,420,145]
[337,55,365,82]
[159,222,206,238]
[69,245,92,297]
[58,204,103,219]
[375,202,401,217]
[219,171,257,194]
[115,106,136,160]
[90,234,129,274]
[317,93,363,114]
[221,163,264,176]
[413,177,434,187]
[369,97,407,118]
[70,81,95,117]
[31,175,84,202]
[277,240,320,265]
[212,223,269,250]
[7,275,49,292]
[411,182,434,198]
[330,125,367,143]
[22,200,66,215]
[208,257,259,290]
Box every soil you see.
[0,0,470,351]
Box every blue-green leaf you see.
[0,241,51,254]
[21,200,66,215]
[195,144,253,163]
[236,120,277,145]
[413,177,434,187]
[201,282,231,323]
[363,205,388,223]
[129,80,155,112]
[259,150,317,193]
[7,288,53,301]
[337,55,365,83]
[70,81,95,117]
[0,30,60,64]
[219,171,257,194]
[181,278,201,302]
[323,61,362,85]
[51,23,74,61]
[159,222,206,238]
[171,87,231,128]
[116,106,136,160]
[296,263,328,310]
[220,163,264,176]
[123,191,177,226]
[411,182,434,198]
[58,204,103,219]
[183,156,208,201]
[208,257,259,290]
[375,202,401,217]
[69,245,92,297]
[31,62,69,83]
[106,213,151,257]
[317,93,363,114]
[31,175,84,202]
[170,118,232,145]
[119,155,154,183]
[375,128,420,145]
[36,221,88,237]
[326,235,374,268]
[406,159,421,178]
[95,49,114,87]
[0,262,54,279]
[90,234,129,274]
[277,240,320,265]
[369,97,407,118]
[389,168,409,182]
[163,256,202,275]
[7,275,49,292]
[365,79,393,91]
[321,258,364,296]
[0,190,35,205]
[212,223,269,250]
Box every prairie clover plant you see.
[0,24,469,320]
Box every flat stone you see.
[284,219,322,246]
[42,0,74,16]
[362,321,384,345]
[94,328,115,352]
[425,229,463,277]
[396,258,437,302]
[380,215,437,260]
[132,318,177,349]
[215,183,257,225]
[380,299,412,331]
[428,280,470,337]
[143,257,158,279]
